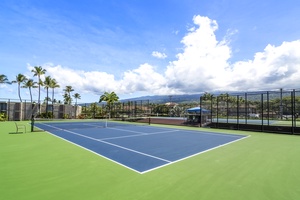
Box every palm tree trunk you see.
[52,88,54,118]
[46,88,49,117]
[18,83,22,102]
[38,76,41,114]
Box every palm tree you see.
[22,79,38,104]
[63,85,74,105]
[0,74,10,84]
[31,66,46,112]
[12,73,27,102]
[202,92,214,101]
[73,93,81,118]
[43,97,52,103]
[63,92,71,105]
[99,91,119,118]
[49,78,60,105]
[73,93,81,106]
[49,78,60,118]
[43,76,52,116]
[89,102,100,118]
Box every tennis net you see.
[33,119,148,131]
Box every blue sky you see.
[1,0,300,103]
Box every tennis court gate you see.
[199,89,300,135]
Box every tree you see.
[49,78,60,116]
[99,91,119,117]
[73,93,81,106]
[170,105,185,117]
[0,74,10,84]
[90,102,99,118]
[63,85,74,105]
[12,73,27,102]
[202,92,214,101]
[22,79,38,104]
[31,66,46,112]
[63,92,71,105]
[73,93,81,118]
[152,104,169,116]
[43,76,52,115]
[218,93,229,103]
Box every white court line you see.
[38,124,142,174]
[38,123,250,174]
[99,139,171,163]
[140,135,250,174]
[106,124,245,139]
[41,123,172,164]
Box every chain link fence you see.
[201,89,300,134]
[2,89,299,135]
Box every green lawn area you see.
[272,120,300,126]
[1,121,300,200]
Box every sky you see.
[1,0,300,103]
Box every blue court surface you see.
[34,121,248,174]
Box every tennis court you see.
[34,121,247,173]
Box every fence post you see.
[24,100,26,121]
[8,99,10,121]
[261,93,264,132]
[245,93,248,124]
[199,96,202,127]
[267,91,270,126]
[226,93,229,123]
[210,95,213,126]
[280,88,283,120]
[216,96,219,124]
[237,95,240,130]
[292,90,296,134]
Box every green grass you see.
[272,120,300,126]
[1,121,300,200]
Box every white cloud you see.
[152,51,167,59]
[228,41,300,91]
[25,15,300,101]
[120,63,174,95]
[41,64,122,95]
[164,15,300,93]
[165,15,232,92]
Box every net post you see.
[105,114,108,128]
[31,114,35,132]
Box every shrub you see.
[0,112,7,121]
[40,112,53,118]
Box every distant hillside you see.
[121,94,202,103]
[79,89,294,106]
[78,94,202,106]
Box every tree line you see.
[0,67,81,106]
[0,68,120,118]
